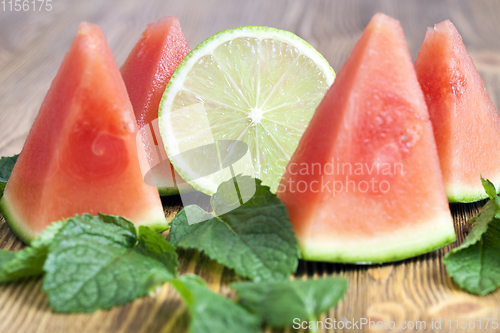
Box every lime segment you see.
[159,26,335,194]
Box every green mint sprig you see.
[0,221,64,282]
[0,214,179,313]
[169,175,300,282]
[232,277,348,329]
[0,175,348,329]
[171,274,261,333]
[444,176,500,295]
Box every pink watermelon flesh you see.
[414,20,500,203]
[121,16,191,196]
[277,13,456,263]
[0,22,168,244]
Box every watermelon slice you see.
[121,16,192,196]
[0,22,168,244]
[414,20,500,203]
[277,13,456,263]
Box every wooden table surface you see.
[1,0,500,332]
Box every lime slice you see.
[159,26,335,195]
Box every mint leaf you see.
[210,175,260,214]
[42,214,178,313]
[481,176,497,200]
[0,221,64,282]
[232,277,348,327]
[169,176,300,282]
[468,178,500,228]
[170,274,261,333]
[98,212,137,235]
[444,199,500,295]
[0,251,15,266]
[481,177,500,221]
[136,226,179,274]
[0,154,18,197]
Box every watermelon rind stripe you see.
[158,182,196,197]
[158,187,180,196]
[0,195,36,244]
[446,176,500,203]
[0,193,169,245]
[299,211,457,264]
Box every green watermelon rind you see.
[0,195,35,244]
[447,191,488,204]
[158,182,196,197]
[158,187,180,196]
[446,178,500,203]
[299,213,457,264]
[0,194,169,245]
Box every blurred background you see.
[1,0,500,156]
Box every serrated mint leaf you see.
[481,176,497,200]
[170,274,261,333]
[170,176,300,282]
[232,277,348,327]
[444,199,500,295]
[54,213,137,246]
[98,213,137,236]
[210,175,257,215]
[137,226,179,276]
[42,214,178,313]
[480,176,500,216]
[0,221,64,282]
[462,200,497,247]
[0,154,18,197]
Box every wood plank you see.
[1,0,500,332]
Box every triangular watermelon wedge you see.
[277,13,456,263]
[121,16,192,196]
[0,22,168,244]
[415,20,500,203]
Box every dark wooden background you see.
[1,0,500,332]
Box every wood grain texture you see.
[1,0,500,332]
